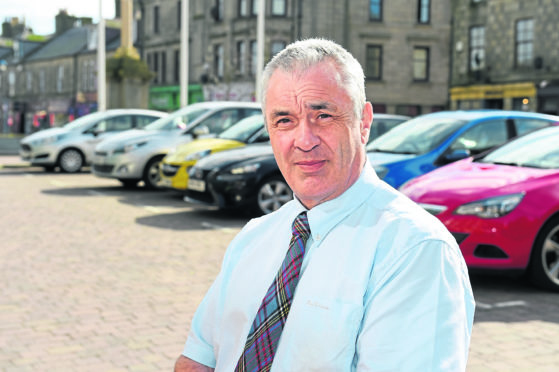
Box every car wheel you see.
[142,156,164,190]
[529,216,559,292]
[119,179,139,188]
[58,149,84,173]
[254,176,293,215]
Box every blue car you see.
[367,110,559,188]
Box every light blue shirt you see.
[183,163,475,371]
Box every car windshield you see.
[480,128,559,169]
[64,111,107,130]
[366,116,466,155]
[219,115,264,142]
[144,106,209,131]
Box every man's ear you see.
[360,102,373,145]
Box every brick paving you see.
[1,157,559,371]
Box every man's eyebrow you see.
[307,102,336,111]
[270,110,291,119]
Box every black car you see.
[184,143,292,215]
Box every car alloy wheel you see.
[529,216,559,292]
[58,149,84,173]
[256,176,293,215]
[143,156,164,190]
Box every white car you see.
[92,101,262,189]
[19,109,167,173]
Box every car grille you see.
[161,164,179,177]
[93,164,114,173]
[21,144,31,152]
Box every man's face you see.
[265,60,372,209]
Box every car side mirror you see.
[443,149,471,164]
[192,125,210,138]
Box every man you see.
[175,38,475,371]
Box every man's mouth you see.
[295,160,326,172]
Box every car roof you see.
[183,101,262,110]
[418,109,559,122]
[98,108,168,116]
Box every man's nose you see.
[294,118,320,152]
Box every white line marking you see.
[87,190,106,197]
[50,180,70,187]
[201,221,236,232]
[476,300,527,310]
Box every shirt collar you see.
[289,162,380,243]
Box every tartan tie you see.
[235,211,311,372]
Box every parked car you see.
[160,114,268,192]
[400,126,559,291]
[19,109,167,173]
[367,110,559,188]
[181,113,409,214]
[184,144,291,216]
[367,113,410,140]
[92,101,262,189]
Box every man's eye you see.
[318,113,332,119]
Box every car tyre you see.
[58,149,84,173]
[528,216,559,292]
[143,156,164,190]
[254,176,293,215]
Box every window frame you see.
[153,5,160,34]
[369,0,383,22]
[417,0,430,24]
[469,26,485,72]
[365,44,383,81]
[515,18,534,68]
[271,0,287,17]
[412,46,429,82]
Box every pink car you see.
[400,126,559,291]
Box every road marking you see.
[144,206,162,213]
[201,221,237,232]
[476,300,527,310]
[50,180,70,187]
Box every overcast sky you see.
[1,0,116,36]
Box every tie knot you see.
[292,212,311,239]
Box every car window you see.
[197,109,243,135]
[369,118,407,140]
[136,115,160,128]
[367,116,466,155]
[514,118,552,136]
[95,116,134,132]
[145,107,209,131]
[219,115,264,142]
[450,119,508,155]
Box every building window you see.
[418,0,430,24]
[212,0,224,21]
[239,0,248,17]
[57,66,64,92]
[26,71,32,92]
[369,0,382,21]
[251,0,259,16]
[396,105,422,117]
[271,0,286,16]
[177,1,181,29]
[39,69,45,93]
[237,41,246,75]
[174,49,180,83]
[153,5,160,33]
[250,40,257,75]
[516,18,533,67]
[152,52,159,84]
[161,51,167,84]
[270,41,286,58]
[214,44,224,78]
[366,45,382,80]
[469,26,485,71]
[413,47,429,81]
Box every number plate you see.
[187,179,206,192]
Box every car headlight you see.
[185,149,211,161]
[230,163,261,175]
[454,193,524,219]
[374,165,388,179]
[114,141,148,154]
[36,134,66,145]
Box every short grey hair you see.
[261,38,366,120]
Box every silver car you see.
[19,109,167,173]
[92,101,262,189]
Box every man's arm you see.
[174,355,214,372]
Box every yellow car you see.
[160,114,268,192]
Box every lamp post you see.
[255,0,265,102]
[180,0,189,107]
[97,0,106,112]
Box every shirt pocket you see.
[278,298,364,371]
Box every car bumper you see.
[160,162,194,191]
[91,151,146,180]
[439,213,537,270]
[184,171,259,209]
[19,143,58,166]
